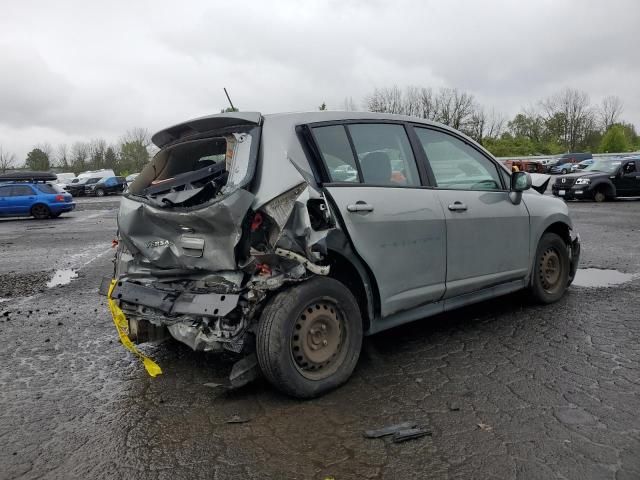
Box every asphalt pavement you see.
[1,195,639,480]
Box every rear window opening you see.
[128,128,258,208]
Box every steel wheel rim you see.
[291,299,348,380]
[539,247,562,293]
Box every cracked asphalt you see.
[1,196,639,480]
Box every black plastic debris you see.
[391,427,432,443]
[363,421,418,439]
[229,353,259,389]
[226,414,250,424]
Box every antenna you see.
[223,87,236,111]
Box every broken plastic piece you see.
[275,248,329,275]
[392,428,432,443]
[226,414,251,424]
[363,421,418,439]
[107,280,162,377]
[229,353,259,388]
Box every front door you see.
[0,185,11,215]
[311,123,447,317]
[412,126,530,298]
[617,160,640,195]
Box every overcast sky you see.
[1,0,638,161]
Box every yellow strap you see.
[107,280,163,377]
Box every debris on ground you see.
[363,421,418,439]
[226,414,251,424]
[228,353,259,388]
[477,422,493,432]
[391,427,432,443]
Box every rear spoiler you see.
[152,112,262,148]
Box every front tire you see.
[256,277,363,398]
[94,188,105,197]
[529,233,570,303]
[561,168,568,174]
[593,189,606,203]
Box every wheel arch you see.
[324,231,379,334]
[592,180,616,198]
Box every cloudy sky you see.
[1,0,638,161]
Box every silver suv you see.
[106,111,580,398]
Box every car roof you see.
[152,111,462,148]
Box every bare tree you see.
[36,142,53,160]
[70,142,89,172]
[122,128,151,147]
[55,144,69,169]
[342,96,357,111]
[0,145,16,173]
[364,86,405,114]
[598,95,623,131]
[541,88,593,151]
[435,88,476,130]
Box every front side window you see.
[623,161,636,174]
[415,128,503,190]
[348,124,420,187]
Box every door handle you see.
[448,201,467,212]
[347,202,374,213]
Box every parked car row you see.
[551,155,640,202]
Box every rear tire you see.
[31,204,51,219]
[94,188,105,197]
[256,277,363,398]
[561,168,568,174]
[529,233,570,304]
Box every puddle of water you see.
[572,268,636,288]
[46,269,78,288]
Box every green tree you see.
[319,102,327,111]
[104,146,118,170]
[25,148,50,171]
[119,141,149,173]
[599,125,630,153]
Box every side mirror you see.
[511,171,532,192]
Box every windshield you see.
[583,160,621,174]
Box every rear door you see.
[311,122,447,317]
[412,126,530,298]
[9,185,37,215]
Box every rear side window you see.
[312,123,421,186]
[36,184,58,194]
[312,125,359,183]
[415,128,503,191]
[0,186,11,196]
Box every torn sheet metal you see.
[118,188,254,271]
[107,280,162,377]
[275,248,329,275]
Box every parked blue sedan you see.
[0,172,76,219]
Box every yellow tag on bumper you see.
[107,280,162,377]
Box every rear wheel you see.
[256,277,363,398]
[94,188,105,197]
[31,204,51,219]
[529,233,570,303]
[561,168,568,174]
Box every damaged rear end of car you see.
[105,112,337,380]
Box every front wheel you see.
[94,188,105,197]
[593,189,606,203]
[561,168,568,174]
[256,277,363,398]
[529,232,570,303]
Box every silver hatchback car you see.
[105,111,580,398]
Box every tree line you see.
[0,128,155,175]
[358,86,639,156]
